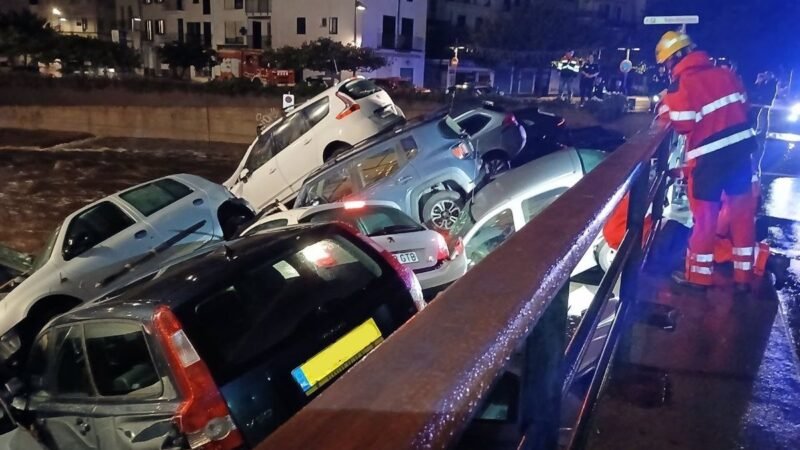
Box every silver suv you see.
[294,113,482,231]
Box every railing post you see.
[520,282,569,450]
[620,160,650,304]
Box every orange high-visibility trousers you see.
[686,173,756,285]
[715,180,768,276]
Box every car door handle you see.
[304,138,312,145]
[269,167,278,174]
[397,175,414,184]
[76,418,91,435]
[193,198,204,206]
[134,230,147,239]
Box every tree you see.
[260,38,387,79]
[0,10,57,65]
[158,41,216,79]
[41,35,140,72]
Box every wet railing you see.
[256,121,674,450]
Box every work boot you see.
[766,254,791,289]
[670,270,707,292]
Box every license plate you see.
[291,318,383,396]
[395,251,419,264]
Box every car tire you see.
[483,153,511,178]
[422,191,464,232]
[324,143,352,161]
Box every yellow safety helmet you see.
[655,31,693,64]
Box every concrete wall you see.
[0,100,440,145]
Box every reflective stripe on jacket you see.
[661,51,754,161]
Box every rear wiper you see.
[370,225,423,236]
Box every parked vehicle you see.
[0,174,255,365]
[451,102,527,177]
[371,77,431,95]
[447,84,501,98]
[224,77,405,211]
[294,112,482,232]
[0,395,46,450]
[241,200,466,296]
[512,106,567,156]
[8,223,423,449]
[448,148,608,275]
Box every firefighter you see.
[656,31,757,292]
[557,51,580,102]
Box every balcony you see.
[246,0,271,16]
[378,33,424,52]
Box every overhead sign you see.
[644,16,699,25]
[619,60,633,74]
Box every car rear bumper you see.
[414,252,467,291]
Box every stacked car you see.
[0,76,619,449]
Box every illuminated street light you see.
[52,7,62,16]
[356,1,366,11]
[59,17,67,22]
[353,1,367,46]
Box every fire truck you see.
[215,49,295,87]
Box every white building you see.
[29,0,116,37]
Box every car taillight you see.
[452,237,464,260]
[344,200,366,209]
[335,93,361,120]
[153,306,244,450]
[503,113,518,127]
[435,232,450,261]
[451,142,472,159]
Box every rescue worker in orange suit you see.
[655,31,757,292]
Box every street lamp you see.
[52,7,62,16]
[354,0,366,46]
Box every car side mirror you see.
[239,167,251,182]
[63,232,91,260]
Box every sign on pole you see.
[619,60,633,74]
[644,16,699,25]
[282,94,295,109]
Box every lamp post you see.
[354,0,366,46]
[617,47,640,95]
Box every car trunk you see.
[339,79,403,127]
[369,229,440,272]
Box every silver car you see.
[452,102,527,177]
[294,112,482,232]
[241,200,467,296]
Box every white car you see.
[0,174,254,362]
[225,77,405,211]
[240,200,466,296]
[448,148,609,275]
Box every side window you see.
[272,113,310,153]
[63,201,135,259]
[53,326,94,397]
[520,188,568,222]
[465,209,515,266]
[84,322,161,397]
[458,114,492,136]
[245,130,277,172]
[356,147,403,189]
[400,136,419,160]
[299,166,355,205]
[303,97,330,128]
[120,179,193,216]
[577,149,607,174]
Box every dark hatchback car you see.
[11,223,424,450]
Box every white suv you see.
[225,77,405,211]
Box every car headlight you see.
[789,103,800,122]
[652,95,660,103]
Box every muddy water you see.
[0,141,244,255]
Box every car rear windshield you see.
[174,233,384,384]
[120,179,193,216]
[438,116,464,139]
[339,79,383,100]
[302,205,424,236]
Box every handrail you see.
[256,122,672,450]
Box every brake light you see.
[435,232,450,261]
[344,200,366,209]
[153,306,243,450]
[503,113,518,127]
[451,142,472,159]
[335,93,361,119]
[452,237,464,260]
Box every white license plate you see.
[395,252,419,264]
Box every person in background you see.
[650,66,670,96]
[579,54,600,106]
[557,50,580,102]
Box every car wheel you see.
[324,143,352,161]
[483,153,511,178]
[422,191,464,232]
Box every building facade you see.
[29,0,116,38]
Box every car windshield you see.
[438,116,464,139]
[30,226,60,273]
[339,79,383,99]
[302,205,424,236]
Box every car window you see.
[175,234,383,385]
[577,149,607,174]
[244,219,290,235]
[303,97,330,128]
[303,206,424,236]
[298,166,356,205]
[520,188,568,222]
[52,326,94,397]
[355,147,403,189]
[120,179,193,216]
[339,79,383,100]
[63,201,135,259]
[465,209,515,266]
[245,129,277,172]
[27,331,52,395]
[400,136,418,160]
[438,116,464,139]
[272,113,310,152]
[84,322,161,397]
[458,114,492,136]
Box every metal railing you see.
[246,0,271,16]
[255,121,674,450]
[378,33,425,52]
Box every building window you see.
[145,20,154,41]
[224,0,244,9]
[456,15,466,27]
[475,17,483,31]
[321,17,327,27]
[296,17,306,34]
[329,17,338,34]
[157,19,166,35]
[177,0,184,9]
[225,21,245,44]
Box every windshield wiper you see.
[369,225,424,236]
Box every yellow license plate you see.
[291,318,383,396]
